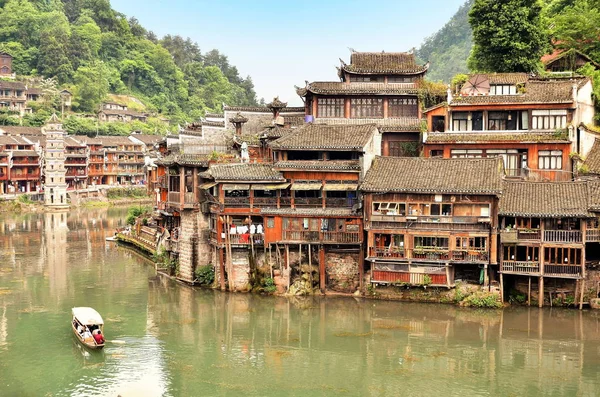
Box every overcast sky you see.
[111,0,467,106]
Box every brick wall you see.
[178,209,212,283]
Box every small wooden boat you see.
[71,307,105,350]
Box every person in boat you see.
[77,323,84,335]
[93,329,104,344]
[82,328,93,341]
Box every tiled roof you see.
[270,123,377,151]
[97,136,139,147]
[299,82,418,96]
[0,126,42,135]
[267,97,287,109]
[130,134,163,145]
[274,160,361,171]
[342,52,428,75]
[425,132,570,144]
[0,81,25,90]
[584,139,600,175]
[159,154,210,167]
[499,181,591,217]
[588,180,600,211]
[451,78,587,106]
[541,48,600,68]
[223,105,304,113]
[260,125,292,139]
[229,113,248,124]
[11,150,39,157]
[0,135,33,145]
[64,136,86,147]
[283,115,306,126]
[205,113,223,118]
[260,208,357,216]
[360,157,504,194]
[470,73,528,85]
[202,120,226,128]
[26,87,42,95]
[208,163,285,182]
[314,117,421,132]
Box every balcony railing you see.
[587,229,600,242]
[294,197,323,207]
[370,214,488,224]
[371,263,450,286]
[167,191,197,207]
[543,230,582,243]
[368,247,406,259]
[226,233,264,245]
[325,197,357,208]
[11,172,40,179]
[282,230,361,244]
[501,229,583,244]
[544,264,582,278]
[411,247,451,261]
[252,197,278,208]
[501,261,540,275]
[451,250,489,262]
[224,197,250,207]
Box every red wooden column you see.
[358,246,365,290]
[219,247,225,291]
[179,166,185,208]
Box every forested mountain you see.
[416,0,473,83]
[417,0,600,83]
[0,0,258,124]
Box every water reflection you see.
[0,208,600,396]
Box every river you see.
[1,207,600,396]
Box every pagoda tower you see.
[43,114,69,209]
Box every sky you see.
[110,0,466,107]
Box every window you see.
[490,85,517,95]
[451,149,483,158]
[389,141,418,157]
[373,202,406,216]
[539,150,563,170]
[531,110,567,130]
[430,150,443,157]
[317,98,344,118]
[488,111,518,130]
[351,76,384,82]
[388,76,415,83]
[351,98,383,118]
[414,236,449,248]
[456,237,487,251]
[452,112,468,131]
[388,98,418,118]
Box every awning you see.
[223,184,250,191]
[291,182,322,191]
[323,183,358,191]
[199,182,217,189]
[251,183,290,191]
[72,307,104,325]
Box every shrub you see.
[262,277,277,293]
[195,265,215,286]
[17,194,33,204]
[461,291,503,309]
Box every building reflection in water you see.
[146,279,600,395]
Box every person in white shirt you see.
[257,224,264,234]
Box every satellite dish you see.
[461,75,490,96]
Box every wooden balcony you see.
[294,197,323,207]
[225,233,264,246]
[543,230,582,243]
[370,214,489,224]
[282,230,361,244]
[325,197,357,208]
[224,197,250,207]
[501,261,540,275]
[587,229,600,242]
[501,261,582,278]
[10,172,40,180]
[368,246,406,259]
[544,264,582,278]
[501,229,583,244]
[411,247,451,261]
[11,159,39,165]
[167,191,197,209]
[371,263,451,287]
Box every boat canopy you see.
[72,307,104,325]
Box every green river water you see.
[1,207,600,396]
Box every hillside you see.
[0,0,258,124]
[416,0,473,83]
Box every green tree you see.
[468,0,549,72]
[72,62,109,112]
[551,0,600,60]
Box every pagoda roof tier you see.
[314,117,421,133]
[270,123,377,151]
[297,82,418,97]
[425,132,570,144]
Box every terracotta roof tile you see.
[360,157,504,194]
[588,180,600,211]
[270,123,377,151]
[425,132,570,144]
[342,52,427,75]
[260,208,356,216]
[209,163,285,182]
[223,105,304,113]
[299,82,418,96]
[452,78,587,106]
[0,81,25,90]
[584,139,600,175]
[499,181,591,217]
[0,126,42,135]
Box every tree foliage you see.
[0,0,258,122]
[468,0,549,72]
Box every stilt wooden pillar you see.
[538,276,544,308]
[358,246,364,291]
[528,277,531,307]
[319,245,326,292]
[500,273,504,303]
